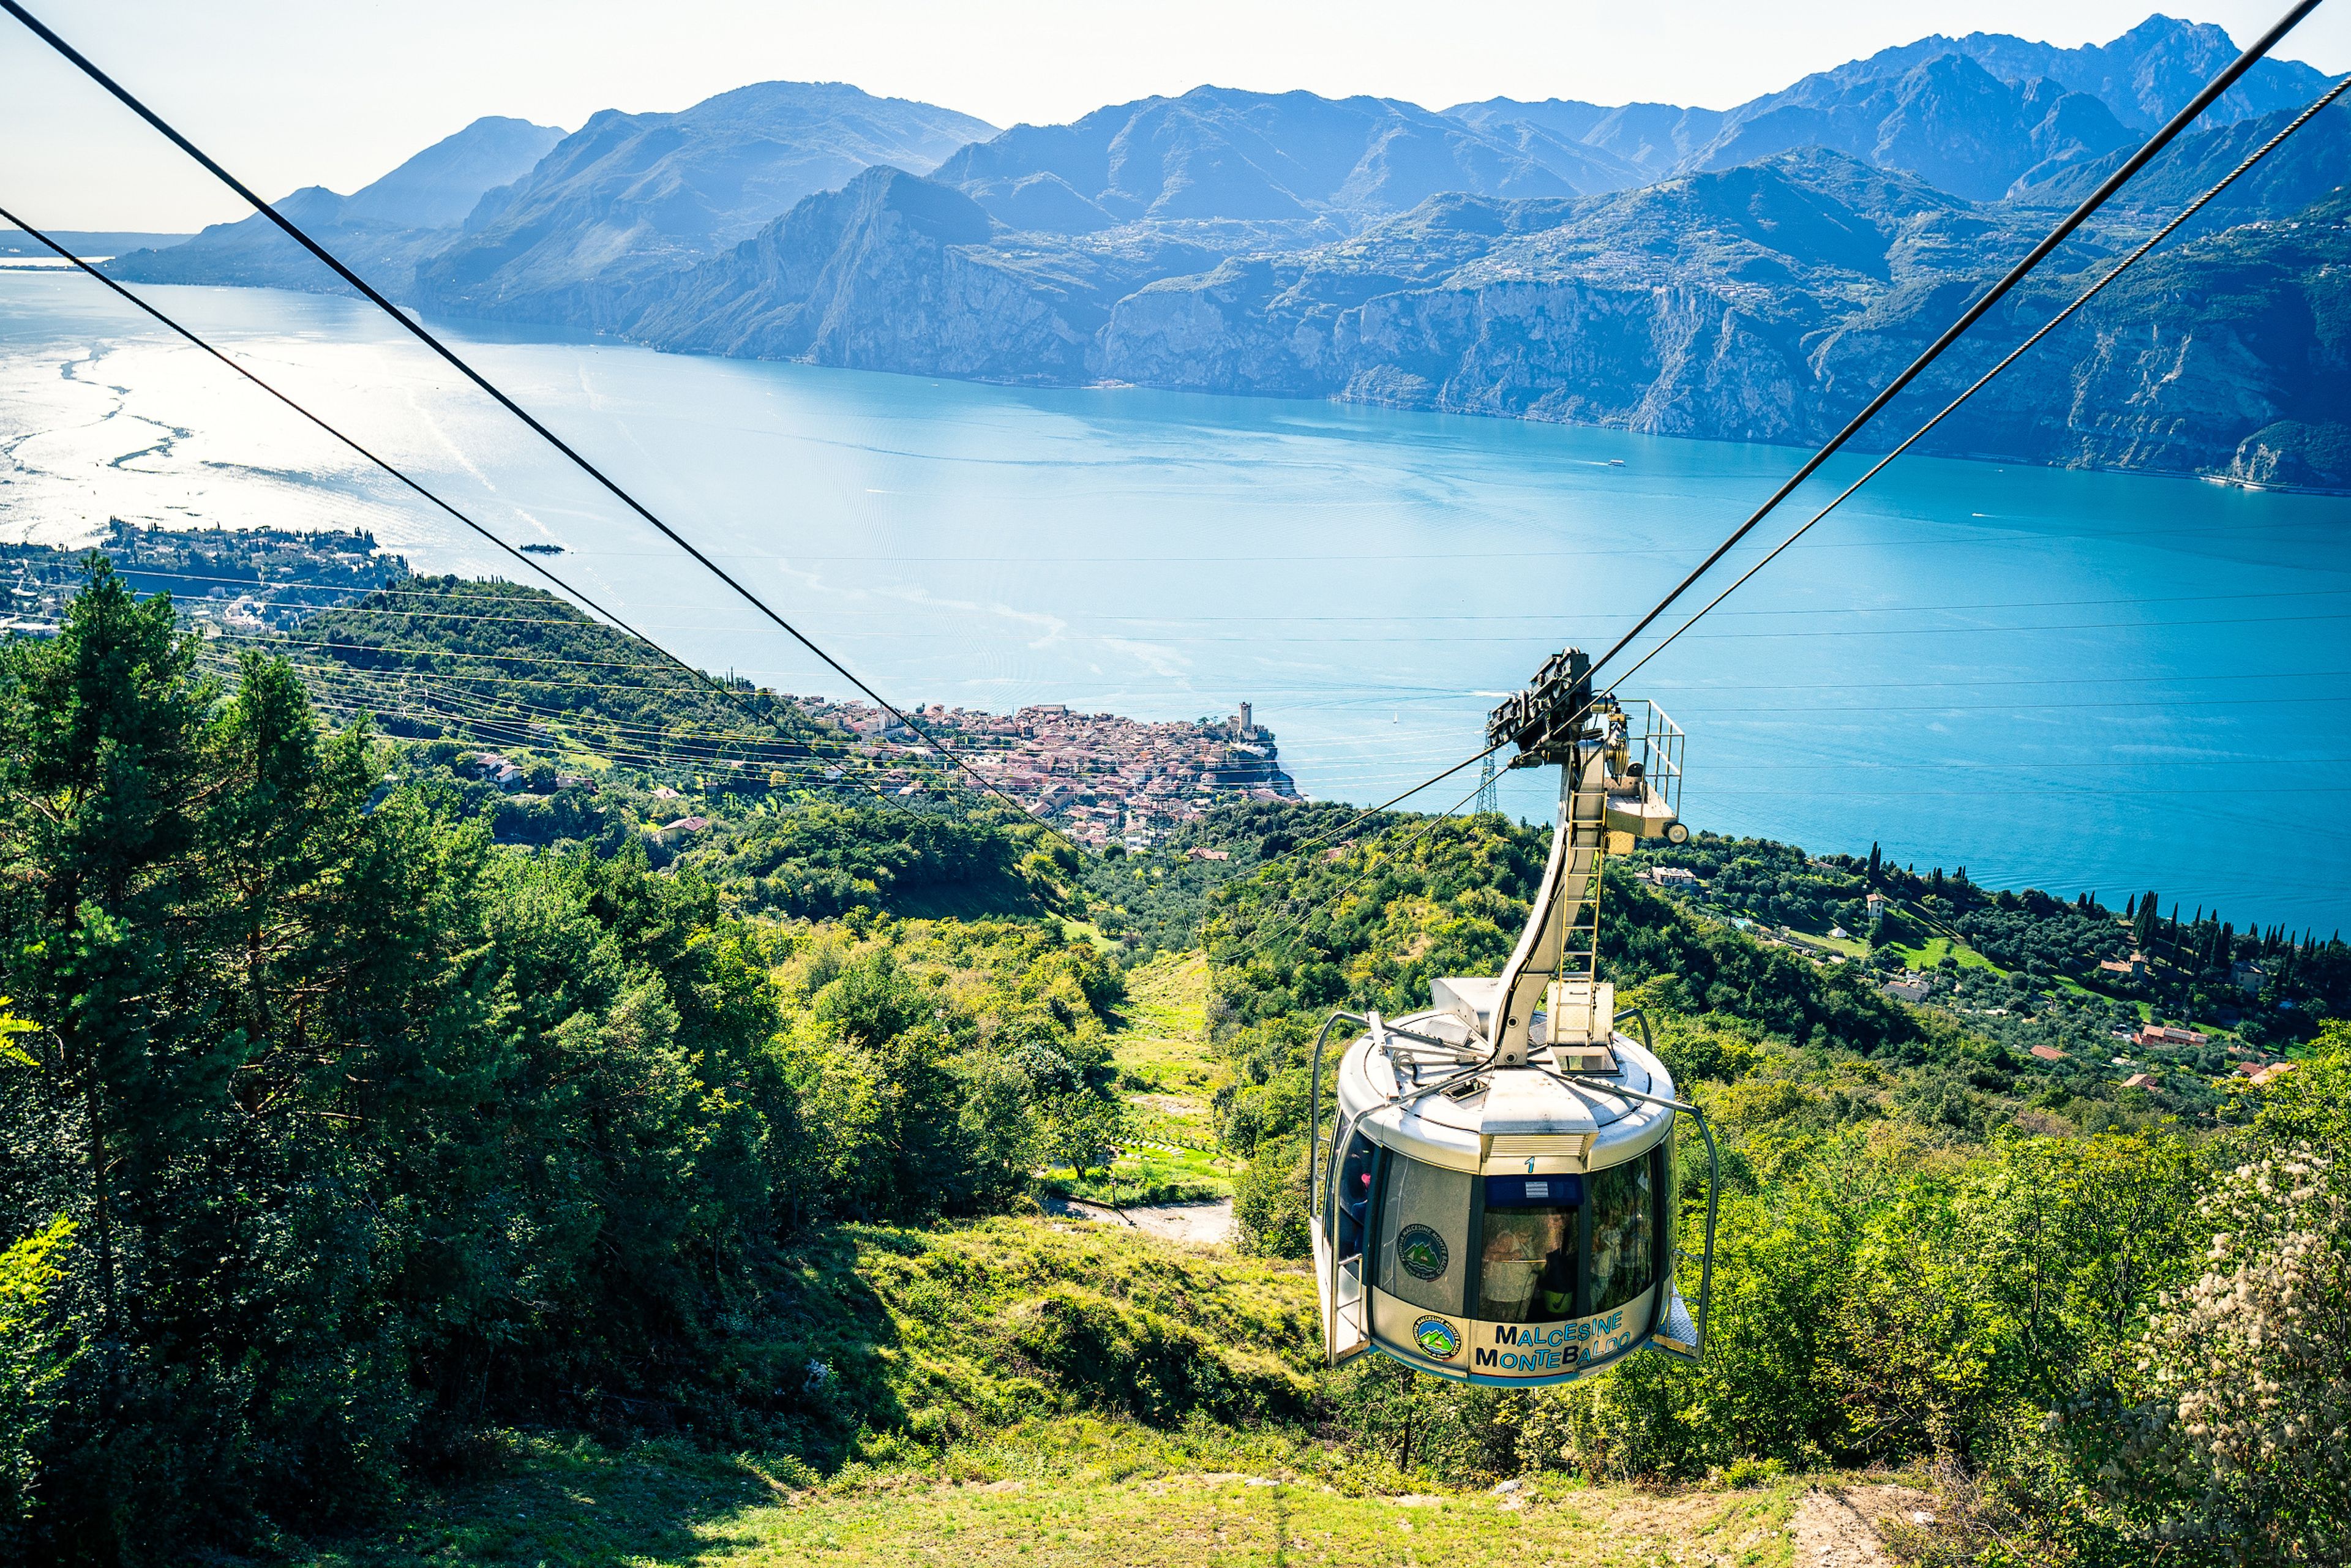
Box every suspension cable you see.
[1221,0,2338,876]
[0,203,938,811]
[0,0,1065,836]
[1235,62,2350,963]
[1602,71,2351,702]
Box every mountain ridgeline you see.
[107,17,2351,486]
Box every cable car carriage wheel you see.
[1307,650,1720,1383]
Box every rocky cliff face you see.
[1801,188,2351,484]
[410,83,997,324]
[629,144,2350,489]
[107,118,565,297]
[631,168,1102,380]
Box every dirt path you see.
[1791,1482,1938,1566]
[1038,1194,1235,1245]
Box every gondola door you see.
[1316,1114,1378,1365]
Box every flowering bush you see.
[2062,1147,2351,1564]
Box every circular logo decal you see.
[1413,1316,1462,1361]
[1396,1224,1450,1281]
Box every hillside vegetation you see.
[1,556,2348,1566]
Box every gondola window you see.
[1477,1174,1580,1322]
[1590,1150,1658,1314]
[1375,1158,1471,1313]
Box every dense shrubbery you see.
[1073,799,1409,959]
[278,575,839,776]
[1640,832,2351,1051]
[684,801,1059,918]
[1196,805,2351,1561]
[7,560,2350,1566]
[0,565,1128,1559]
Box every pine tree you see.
[0,558,210,1358]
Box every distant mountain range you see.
[413,83,996,326]
[110,88,990,310]
[105,15,2350,487]
[1447,13,2334,190]
[109,117,566,295]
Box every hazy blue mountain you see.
[80,11,2350,489]
[1820,13,2339,129]
[339,116,566,228]
[1092,149,2349,481]
[625,145,2349,486]
[0,230,189,260]
[1097,152,1984,430]
[1577,103,1731,178]
[2014,95,2351,219]
[635,167,1098,377]
[1683,54,2135,199]
[1444,100,1727,180]
[107,116,565,294]
[629,165,1311,375]
[929,87,1629,238]
[1445,16,2337,197]
[412,81,997,324]
[1472,118,1649,195]
[1446,96,1612,143]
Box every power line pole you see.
[1474,750,1498,815]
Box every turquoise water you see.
[4,273,2349,927]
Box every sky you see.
[3,0,2347,231]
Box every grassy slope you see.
[1055,951,1244,1204]
[793,1217,1316,1442]
[276,1207,1809,1565]
[293,1442,1806,1566]
[276,576,842,768]
[1110,952,1216,1094]
[1881,934,1998,972]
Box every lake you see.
[4,272,2348,928]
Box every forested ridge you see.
[0,555,2345,1565]
[0,563,1128,1558]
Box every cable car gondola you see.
[1307,648,1719,1384]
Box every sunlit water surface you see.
[4,273,2347,927]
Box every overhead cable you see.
[1232,0,2339,888]
[1,0,1054,833]
[0,203,921,811]
[1578,0,2331,683]
[1600,69,2351,700]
